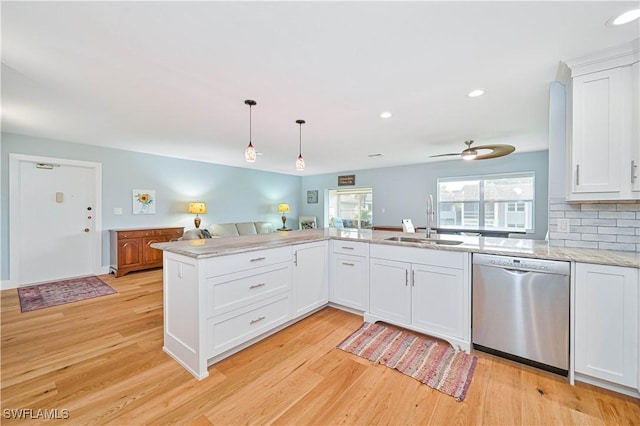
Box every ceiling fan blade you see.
[429,153,460,158]
[472,144,515,160]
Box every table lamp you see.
[188,202,207,228]
[277,203,290,230]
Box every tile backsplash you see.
[548,198,640,252]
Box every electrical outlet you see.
[114,207,123,215]
[557,218,570,233]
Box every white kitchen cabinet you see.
[632,61,640,194]
[575,263,639,390]
[330,240,369,312]
[366,244,470,351]
[411,263,466,340]
[567,42,639,201]
[162,245,293,379]
[292,241,328,317]
[369,258,411,324]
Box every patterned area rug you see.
[17,276,117,313]
[337,322,477,401]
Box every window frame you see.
[327,187,373,229]
[436,171,535,232]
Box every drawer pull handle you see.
[250,257,266,262]
[249,283,266,289]
[632,160,638,184]
[341,246,355,250]
[342,262,355,266]
[250,316,266,324]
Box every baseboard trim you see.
[1,280,17,291]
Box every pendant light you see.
[296,119,306,171]
[244,99,257,162]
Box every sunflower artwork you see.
[132,190,156,214]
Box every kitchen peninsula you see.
[152,228,639,397]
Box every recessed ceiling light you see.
[379,111,392,119]
[468,89,484,98]
[608,9,640,26]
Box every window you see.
[437,172,534,231]
[327,188,373,229]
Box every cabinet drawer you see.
[118,230,154,239]
[205,246,292,278]
[206,263,292,317]
[333,240,368,257]
[207,294,291,357]
[155,228,184,237]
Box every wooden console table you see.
[109,227,183,277]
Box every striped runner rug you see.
[337,322,477,401]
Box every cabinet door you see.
[369,258,411,324]
[412,263,465,340]
[332,254,369,311]
[575,263,638,388]
[632,62,639,194]
[292,242,328,317]
[143,236,168,264]
[571,67,623,195]
[118,238,143,267]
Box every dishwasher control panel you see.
[474,253,570,275]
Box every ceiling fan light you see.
[609,9,640,25]
[462,150,477,160]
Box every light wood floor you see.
[2,270,639,425]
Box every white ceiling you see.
[2,1,639,176]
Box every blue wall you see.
[1,133,302,280]
[1,132,550,281]
[300,150,549,240]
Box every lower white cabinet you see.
[369,258,411,324]
[575,262,639,390]
[367,245,470,351]
[331,240,369,312]
[292,241,328,317]
[163,246,295,380]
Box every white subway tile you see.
[598,242,637,252]
[597,226,636,235]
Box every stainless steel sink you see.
[385,236,428,243]
[384,236,463,245]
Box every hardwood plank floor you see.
[2,270,638,425]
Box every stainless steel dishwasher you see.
[472,253,570,376]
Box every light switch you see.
[55,192,64,203]
[113,207,123,215]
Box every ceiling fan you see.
[430,140,515,161]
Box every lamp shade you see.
[277,203,291,213]
[188,202,207,214]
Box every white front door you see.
[9,154,102,286]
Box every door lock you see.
[84,228,90,233]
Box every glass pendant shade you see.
[296,154,305,171]
[244,99,257,162]
[296,119,306,171]
[245,141,256,162]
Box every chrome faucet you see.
[426,195,436,238]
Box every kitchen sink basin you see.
[384,236,463,245]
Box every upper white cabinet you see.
[292,241,328,317]
[574,263,638,390]
[567,40,639,201]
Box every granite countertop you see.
[151,228,640,268]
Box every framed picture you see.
[132,189,156,214]
[307,190,318,204]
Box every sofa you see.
[182,221,275,240]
